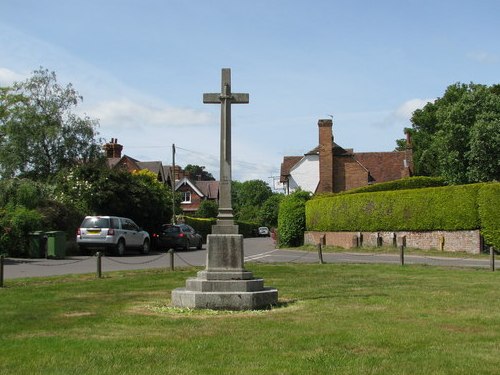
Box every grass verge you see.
[1,264,499,374]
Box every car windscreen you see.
[163,226,180,234]
[81,217,110,228]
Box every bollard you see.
[490,246,495,272]
[168,248,175,271]
[400,245,405,266]
[96,252,102,278]
[0,254,4,288]
[317,243,324,264]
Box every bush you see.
[307,184,481,232]
[183,216,258,240]
[278,190,311,247]
[0,206,44,257]
[478,183,500,249]
[313,176,447,199]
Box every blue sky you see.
[1,0,499,186]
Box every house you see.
[103,138,219,214]
[280,119,413,194]
[175,177,220,215]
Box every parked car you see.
[158,224,203,251]
[76,216,150,256]
[258,227,270,237]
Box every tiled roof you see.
[195,180,220,199]
[354,151,409,183]
[280,156,303,182]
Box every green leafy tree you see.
[184,164,215,181]
[196,200,219,218]
[232,179,273,223]
[401,82,500,183]
[0,67,102,180]
[258,194,284,228]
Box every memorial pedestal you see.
[171,234,278,310]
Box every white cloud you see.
[86,98,215,130]
[393,98,433,121]
[0,67,27,86]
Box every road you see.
[2,237,493,280]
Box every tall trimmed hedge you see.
[183,216,258,240]
[306,182,499,247]
[478,184,500,248]
[278,190,311,247]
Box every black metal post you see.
[168,249,175,271]
[96,252,102,278]
[317,243,324,264]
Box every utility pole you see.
[171,143,176,224]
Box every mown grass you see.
[1,264,499,374]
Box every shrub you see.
[278,190,311,247]
[0,206,44,257]
[478,183,500,249]
[307,184,481,232]
[313,176,447,199]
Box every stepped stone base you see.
[171,233,278,310]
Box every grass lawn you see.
[0,263,499,374]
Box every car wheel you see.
[141,239,150,254]
[196,238,202,250]
[116,239,126,256]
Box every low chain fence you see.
[0,245,496,287]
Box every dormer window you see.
[181,191,191,204]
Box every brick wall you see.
[304,230,482,254]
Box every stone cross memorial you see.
[171,68,278,310]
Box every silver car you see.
[77,216,150,256]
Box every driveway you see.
[2,237,493,280]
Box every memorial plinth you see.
[171,69,278,310]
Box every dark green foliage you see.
[0,206,44,257]
[183,216,257,239]
[278,190,311,247]
[232,179,273,224]
[195,200,219,218]
[259,194,284,228]
[314,177,447,199]
[478,184,500,249]
[401,82,500,183]
[307,184,481,232]
[183,164,215,181]
[183,216,216,241]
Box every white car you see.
[258,227,270,237]
[77,216,150,256]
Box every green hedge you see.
[478,184,500,249]
[307,184,481,232]
[183,216,258,240]
[278,191,311,247]
[314,176,447,199]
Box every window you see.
[181,191,191,204]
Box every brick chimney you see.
[103,138,123,158]
[317,119,334,193]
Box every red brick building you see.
[103,138,219,214]
[280,119,413,194]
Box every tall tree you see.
[402,82,500,183]
[183,164,215,181]
[0,68,102,180]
